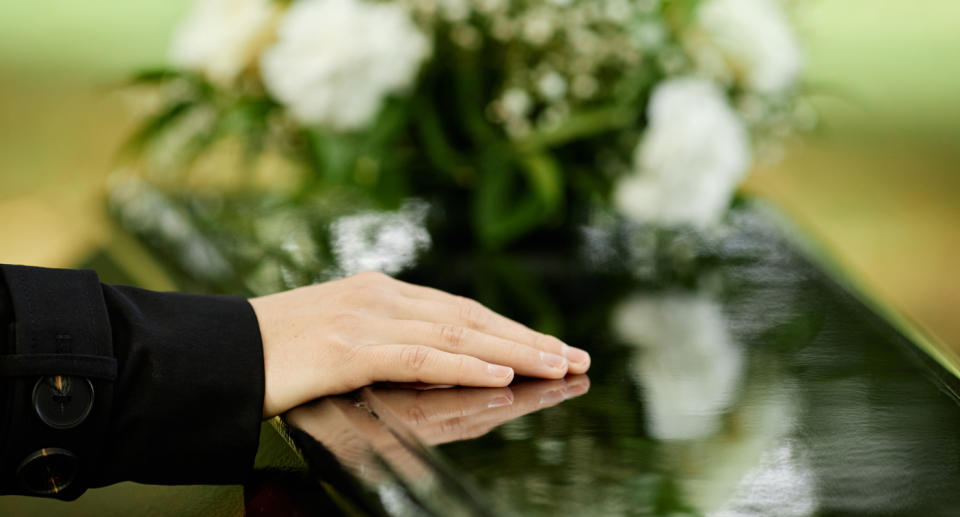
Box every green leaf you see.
[128,68,182,84]
[309,131,359,185]
[121,100,197,155]
[514,106,636,151]
[518,152,564,208]
[662,0,706,29]
[364,97,410,149]
[415,96,471,181]
[473,149,565,249]
[451,49,500,146]
[123,70,214,102]
[177,116,231,168]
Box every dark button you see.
[16,448,79,496]
[32,376,95,430]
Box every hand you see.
[250,271,591,418]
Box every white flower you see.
[613,78,750,228]
[260,0,430,131]
[537,71,567,100]
[500,88,533,118]
[438,0,471,22]
[691,0,802,93]
[612,292,744,441]
[522,9,556,45]
[169,0,279,86]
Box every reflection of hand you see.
[251,271,591,418]
[368,375,591,445]
[285,376,590,484]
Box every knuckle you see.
[439,416,467,437]
[438,324,468,350]
[534,333,565,354]
[332,311,366,333]
[406,405,429,426]
[343,347,373,386]
[507,342,528,363]
[454,354,470,380]
[339,285,377,306]
[457,297,491,329]
[400,345,431,372]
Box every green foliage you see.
[473,149,565,249]
[119,6,680,251]
[115,0,808,280]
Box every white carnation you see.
[613,78,750,228]
[169,0,279,86]
[260,0,430,130]
[692,0,802,93]
[613,293,744,441]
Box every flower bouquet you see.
[114,0,809,293]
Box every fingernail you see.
[563,345,591,367]
[540,351,568,371]
[539,388,564,405]
[487,364,513,378]
[488,395,513,408]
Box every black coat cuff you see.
[0,265,116,499]
[0,265,266,496]
[96,284,266,486]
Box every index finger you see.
[386,279,591,373]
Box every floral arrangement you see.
[116,0,808,292]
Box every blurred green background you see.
[0,0,958,354]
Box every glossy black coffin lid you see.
[3,203,960,516]
[282,204,960,517]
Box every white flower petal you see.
[694,0,802,93]
[614,78,751,228]
[170,0,279,85]
[260,0,431,130]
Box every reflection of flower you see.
[110,178,233,281]
[169,0,279,86]
[709,441,816,517]
[330,200,431,276]
[260,0,430,130]
[689,0,802,93]
[613,78,750,228]
[613,292,744,440]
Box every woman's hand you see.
[250,271,591,418]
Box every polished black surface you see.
[283,207,960,516]
[2,206,959,516]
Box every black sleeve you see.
[0,265,266,499]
